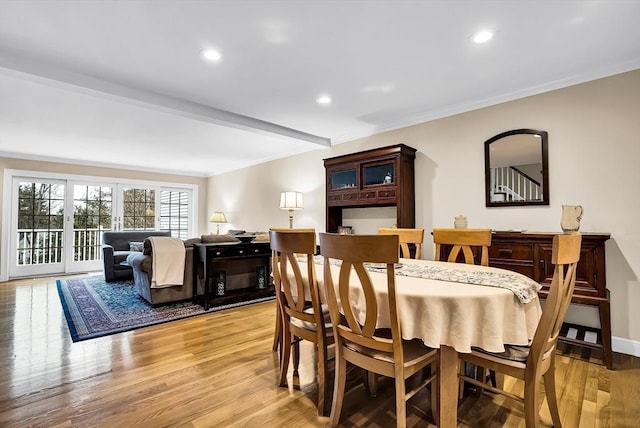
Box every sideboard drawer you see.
[250,245,271,256]
[209,247,233,257]
[360,191,377,200]
[489,243,534,262]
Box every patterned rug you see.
[57,274,275,342]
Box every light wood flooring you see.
[1,275,639,427]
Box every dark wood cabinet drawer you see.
[209,247,233,257]
[343,192,359,201]
[328,194,342,202]
[249,245,271,257]
[377,189,396,199]
[359,191,377,200]
[489,243,534,262]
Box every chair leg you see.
[523,374,542,428]
[544,364,562,428]
[329,350,347,428]
[458,361,466,399]
[293,340,300,377]
[395,375,407,428]
[489,369,497,387]
[272,303,282,352]
[365,371,379,397]
[317,342,329,416]
[279,328,292,387]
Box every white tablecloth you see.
[301,257,542,354]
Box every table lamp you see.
[279,192,303,228]
[210,211,228,234]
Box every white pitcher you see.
[561,205,583,233]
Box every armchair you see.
[101,231,171,282]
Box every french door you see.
[66,182,115,273]
[7,175,193,279]
[11,178,66,277]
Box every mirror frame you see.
[484,128,549,207]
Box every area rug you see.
[57,275,275,342]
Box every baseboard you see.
[612,336,640,357]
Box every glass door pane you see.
[67,184,113,272]
[160,189,191,239]
[10,179,65,277]
[121,187,156,230]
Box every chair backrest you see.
[528,232,582,367]
[433,228,492,266]
[319,233,402,356]
[378,227,424,259]
[102,230,171,250]
[269,229,323,331]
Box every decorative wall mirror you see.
[484,129,549,207]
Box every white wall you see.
[209,70,640,349]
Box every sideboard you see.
[490,231,612,369]
[192,241,273,310]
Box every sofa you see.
[127,234,241,305]
[101,230,171,282]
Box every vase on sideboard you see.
[561,205,583,233]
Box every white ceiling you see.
[1,0,639,177]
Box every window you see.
[160,190,191,239]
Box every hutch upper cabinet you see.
[323,144,416,232]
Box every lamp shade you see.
[209,212,228,223]
[279,192,304,210]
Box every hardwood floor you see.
[1,275,639,427]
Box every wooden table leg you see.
[439,345,458,428]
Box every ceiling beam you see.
[0,50,331,147]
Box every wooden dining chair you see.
[458,232,582,428]
[270,228,333,416]
[319,233,438,428]
[271,227,317,352]
[433,227,493,390]
[378,227,425,259]
[433,228,492,266]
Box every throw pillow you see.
[200,234,241,244]
[129,241,144,252]
[143,239,152,255]
[183,237,201,247]
[227,229,246,235]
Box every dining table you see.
[296,256,543,428]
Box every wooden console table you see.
[193,241,273,310]
[490,231,612,369]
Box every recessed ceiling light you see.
[201,49,222,62]
[472,30,494,44]
[316,95,332,105]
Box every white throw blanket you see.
[148,236,185,288]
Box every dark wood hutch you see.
[323,144,416,233]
